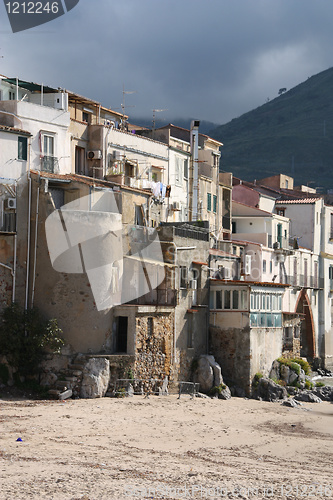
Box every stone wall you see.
[135,314,173,381]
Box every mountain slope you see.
[210,67,333,190]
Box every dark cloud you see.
[1,0,333,125]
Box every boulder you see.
[80,358,110,399]
[312,386,333,402]
[269,360,280,381]
[195,356,215,393]
[218,386,232,400]
[256,378,288,402]
[288,370,298,385]
[294,391,322,403]
[280,364,291,383]
[282,398,302,408]
[40,371,58,387]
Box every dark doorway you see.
[116,316,128,353]
[75,146,86,175]
[296,290,315,359]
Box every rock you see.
[195,357,214,393]
[127,383,134,397]
[218,386,232,400]
[288,370,298,385]
[294,391,322,403]
[282,398,302,408]
[280,364,290,383]
[161,376,168,396]
[194,355,223,393]
[196,392,210,399]
[269,360,280,381]
[40,371,58,387]
[256,378,288,402]
[80,358,110,399]
[312,386,333,402]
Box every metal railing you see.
[286,275,324,289]
[41,156,59,173]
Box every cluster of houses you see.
[0,75,333,395]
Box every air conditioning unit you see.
[172,201,180,210]
[5,198,16,210]
[87,150,102,160]
[112,151,121,160]
[190,279,197,290]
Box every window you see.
[232,290,239,309]
[207,193,212,212]
[179,266,188,289]
[43,134,54,156]
[82,111,90,123]
[216,290,222,309]
[270,261,272,273]
[263,260,266,273]
[329,266,333,290]
[224,290,231,309]
[175,157,182,185]
[184,159,188,179]
[213,195,217,213]
[18,136,27,160]
[232,221,236,233]
[276,208,285,217]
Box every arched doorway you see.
[295,290,315,359]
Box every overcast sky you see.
[1,0,333,126]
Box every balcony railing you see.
[41,156,59,173]
[127,288,177,306]
[286,275,324,289]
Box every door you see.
[116,316,128,353]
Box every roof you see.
[0,124,31,136]
[30,171,152,195]
[210,279,289,288]
[3,78,57,93]
[232,200,273,217]
[276,198,319,204]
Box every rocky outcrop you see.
[294,391,322,403]
[255,378,288,402]
[80,358,110,399]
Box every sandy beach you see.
[0,394,332,500]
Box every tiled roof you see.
[0,124,32,135]
[276,198,319,204]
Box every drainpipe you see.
[25,174,32,310]
[190,120,200,221]
[31,179,40,307]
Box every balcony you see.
[41,156,59,174]
[286,275,324,289]
[127,288,177,306]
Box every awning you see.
[3,78,57,93]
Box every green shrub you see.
[208,383,227,396]
[252,372,264,388]
[305,379,314,390]
[0,303,64,378]
[277,357,311,375]
[315,381,325,388]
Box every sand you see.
[0,394,332,499]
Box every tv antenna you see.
[120,84,137,130]
[152,108,168,132]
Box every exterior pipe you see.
[12,234,17,302]
[25,175,32,310]
[31,185,40,307]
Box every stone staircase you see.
[48,355,86,399]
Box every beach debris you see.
[58,389,72,400]
[16,437,22,442]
